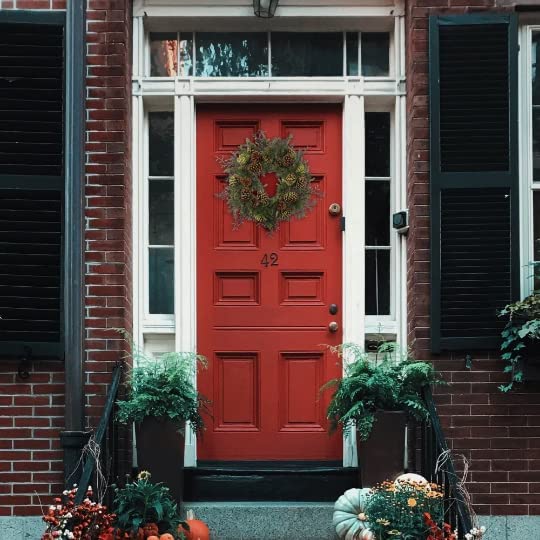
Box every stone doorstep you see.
[184,502,337,540]
[3,513,540,539]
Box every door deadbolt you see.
[329,303,338,315]
[328,203,341,216]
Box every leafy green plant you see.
[116,337,209,433]
[112,471,186,536]
[499,292,540,392]
[322,343,444,441]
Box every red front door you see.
[196,105,342,461]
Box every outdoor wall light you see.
[253,0,279,18]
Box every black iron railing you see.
[74,363,124,504]
[420,386,473,537]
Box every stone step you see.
[184,461,359,502]
[184,501,337,540]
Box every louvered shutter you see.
[429,15,519,353]
[0,15,65,357]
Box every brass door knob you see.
[328,203,341,216]
[328,321,339,333]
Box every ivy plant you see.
[499,291,540,392]
[322,343,444,441]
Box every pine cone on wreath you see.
[257,191,270,206]
[283,191,299,203]
[240,188,251,201]
[228,175,238,186]
[251,151,263,163]
[237,153,250,165]
[284,173,297,186]
[240,177,252,187]
[281,151,295,167]
[296,176,309,189]
[248,161,263,175]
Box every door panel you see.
[197,105,342,460]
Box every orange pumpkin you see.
[159,535,174,540]
[182,510,210,540]
[147,537,159,540]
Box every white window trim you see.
[519,24,540,297]
[132,9,406,468]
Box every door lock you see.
[328,203,341,216]
[329,303,338,315]
[328,321,339,333]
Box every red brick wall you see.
[406,0,540,516]
[0,0,132,516]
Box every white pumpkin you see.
[333,487,373,540]
[394,473,428,486]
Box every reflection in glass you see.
[149,180,174,245]
[179,33,193,76]
[361,33,390,76]
[149,112,174,177]
[196,33,268,76]
[533,33,540,105]
[533,109,540,182]
[271,33,343,76]
[366,250,390,315]
[150,33,178,77]
[346,32,359,76]
[149,248,174,314]
[366,181,390,246]
[365,112,391,177]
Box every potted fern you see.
[323,343,443,488]
[116,345,208,503]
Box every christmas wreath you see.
[221,132,318,232]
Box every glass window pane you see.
[533,33,540,105]
[149,248,174,314]
[150,33,178,77]
[149,180,174,245]
[179,33,193,76]
[196,33,268,77]
[271,32,343,76]
[149,112,174,177]
[366,250,390,316]
[366,181,390,246]
[533,108,540,182]
[346,32,359,76]
[365,112,390,177]
[361,33,390,77]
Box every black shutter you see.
[429,15,519,353]
[0,14,65,357]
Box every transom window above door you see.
[148,31,391,78]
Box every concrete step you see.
[184,501,337,540]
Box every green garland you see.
[221,132,318,232]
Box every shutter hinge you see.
[340,216,346,232]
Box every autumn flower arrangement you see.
[364,478,450,539]
[41,485,116,540]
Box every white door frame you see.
[132,7,406,468]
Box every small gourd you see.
[333,488,372,540]
[183,510,210,540]
[395,473,428,486]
